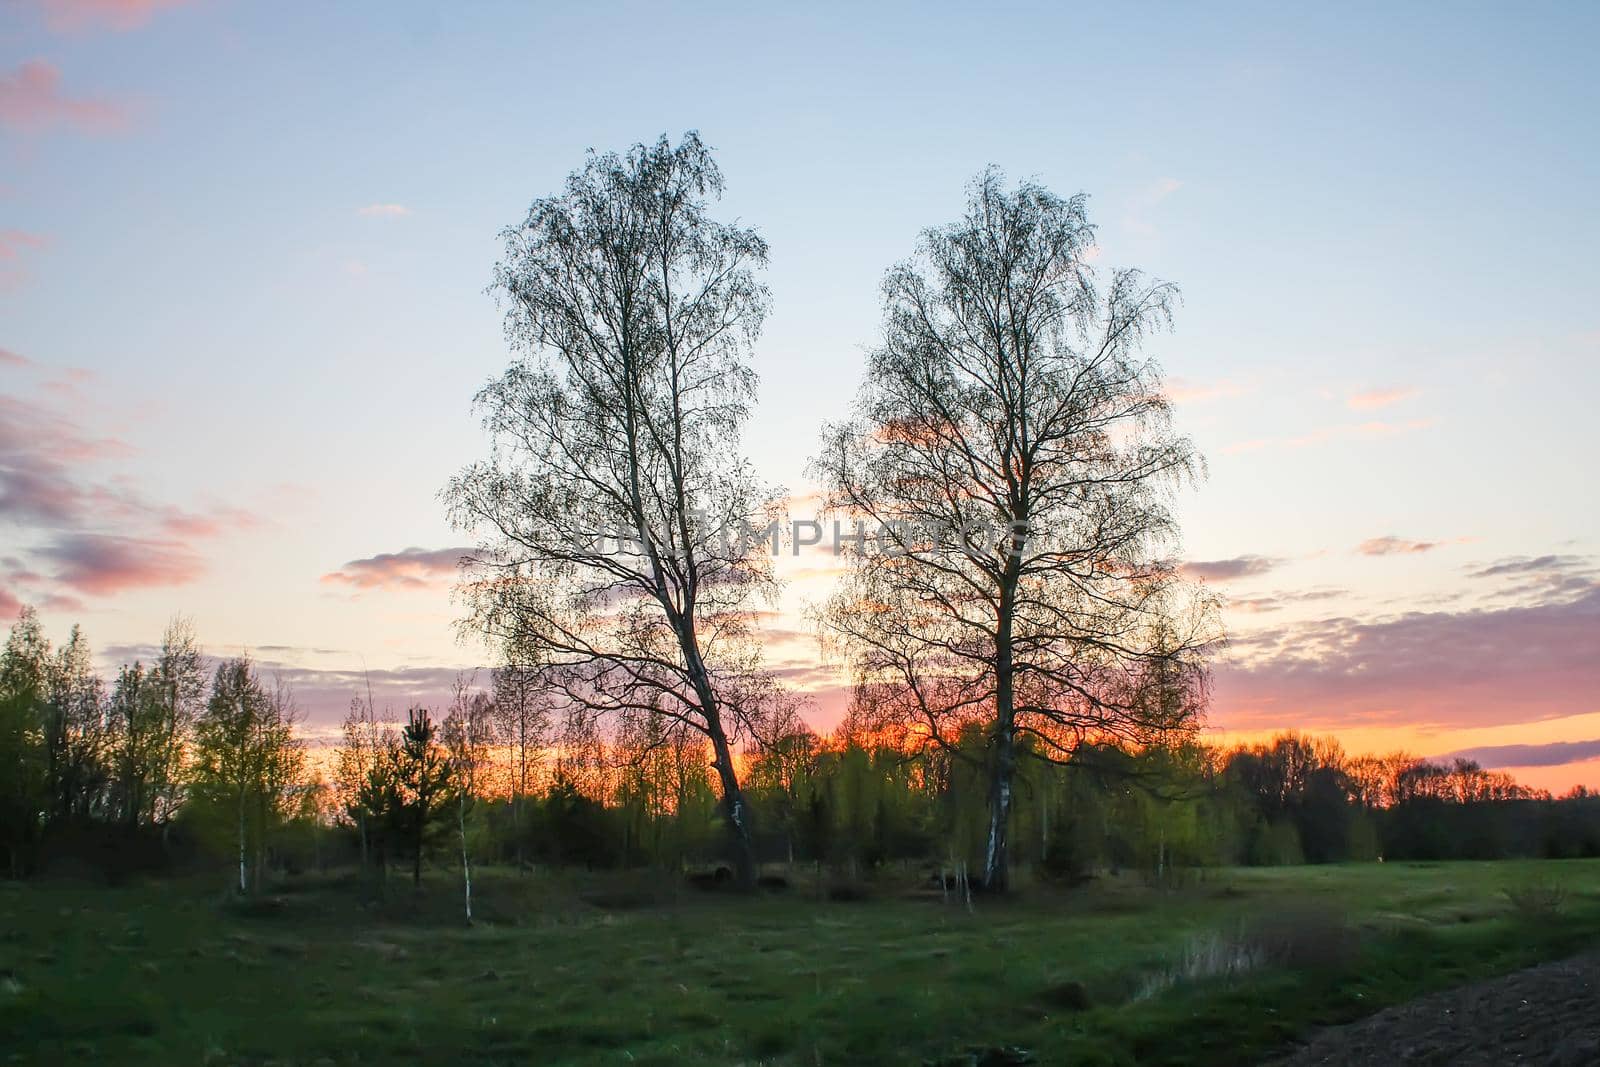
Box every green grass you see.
[2,860,1598,1065]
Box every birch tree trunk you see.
[458,793,473,925]
[236,788,247,894]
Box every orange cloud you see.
[0,60,131,135]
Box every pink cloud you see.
[322,546,473,591]
[0,347,32,368]
[1212,581,1600,732]
[37,532,204,595]
[1348,387,1419,411]
[0,60,132,135]
[32,0,194,33]
[0,391,257,544]
[158,505,259,539]
[1,386,260,603]
[357,203,411,217]
[0,393,139,524]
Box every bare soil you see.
[1274,952,1600,1066]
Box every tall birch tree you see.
[192,657,304,893]
[814,169,1217,891]
[447,132,783,888]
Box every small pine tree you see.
[387,707,454,888]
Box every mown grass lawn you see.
[3,859,1598,1065]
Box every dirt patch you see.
[1272,952,1600,1066]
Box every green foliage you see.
[0,611,47,834]
[187,657,304,893]
[106,619,204,830]
[378,708,456,887]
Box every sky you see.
[2,0,1597,790]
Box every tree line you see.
[0,609,303,885]
[4,606,1596,905]
[363,704,1600,884]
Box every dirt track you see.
[1273,952,1600,1066]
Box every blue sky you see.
[3,1,1597,787]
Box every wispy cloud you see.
[1229,588,1345,614]
[90,648,480,732]
[322,546,473,591]
[1123,177,1183,237]
[0,60,132,135]
[1222,418,1435,455]
[1435,738,1600,770]
[0,392,134,523]
[0,231,49,260]
[1167,377,1253,405]
[357,203,411,218]
[1347,387,1419,411]
[0,230,50,292]
[1,382,257,601]
[1463,553,1598,607]
[1358,535,1442,556]
[30,0,194,33]
[1181,555,1281,582]
[1468,554,1587,580]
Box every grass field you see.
[3,860,1598,1065]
